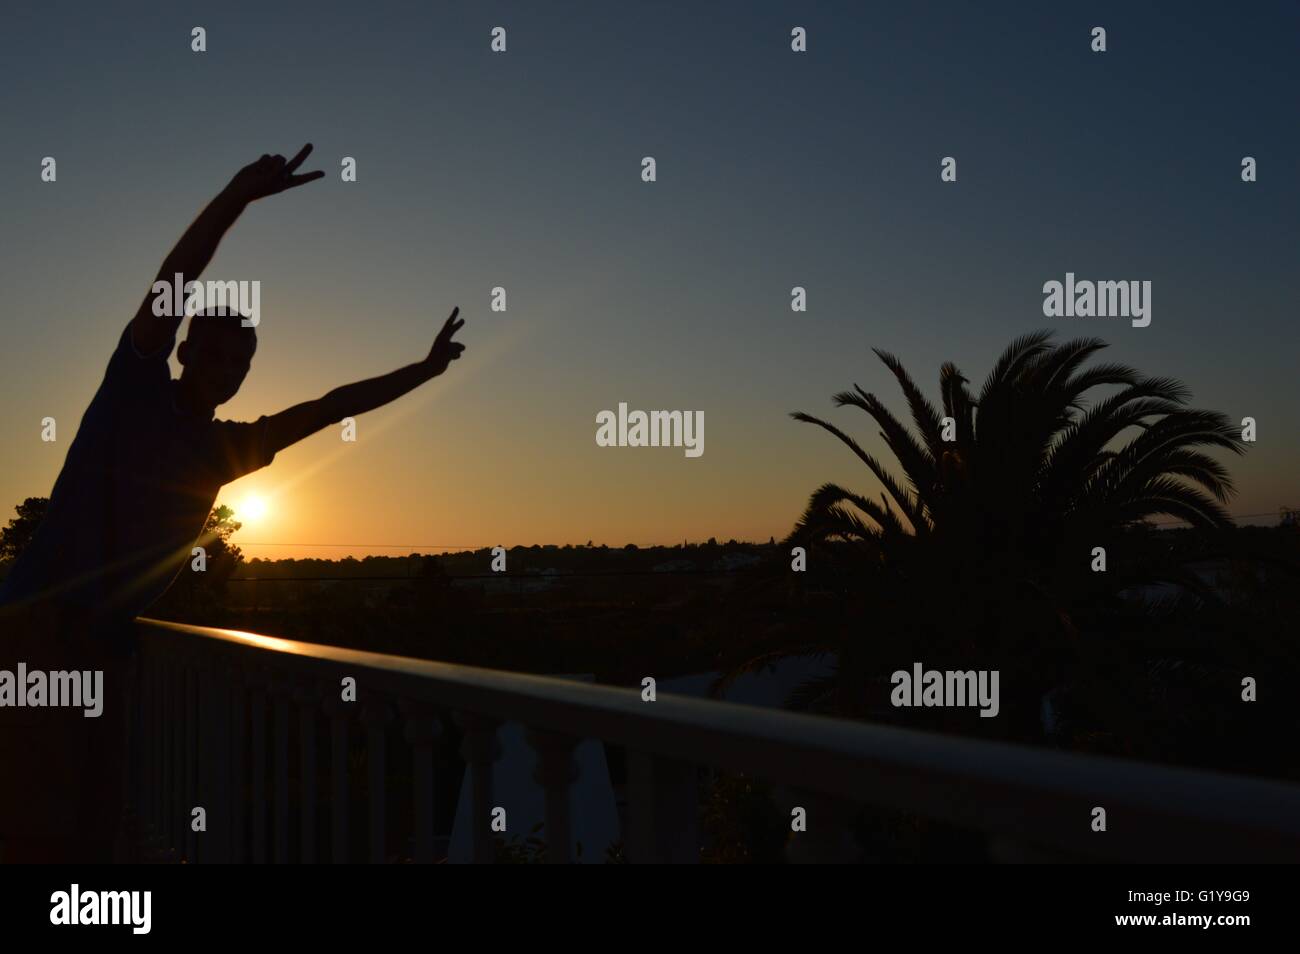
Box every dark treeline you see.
[235,538,772,579]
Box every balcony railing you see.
[128,617,1300,863]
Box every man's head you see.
[176,308,257,410]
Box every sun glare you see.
[239,493,270,525]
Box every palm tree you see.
[765,332,1246,738]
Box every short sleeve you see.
[103,325,176,402]
[207,416,277,484]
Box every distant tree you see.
[726,332,1246,740]
[115,503,244,619]
[405,554,453,611]
[163,505,243,612]
[197,505,244,579]
[417,554,449,584]
[789,332,1242,610]
[0,496,48,564]
[1,496,245,599]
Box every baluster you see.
[150,657,162,853]
[249,673,268,863]
[157,657,169,858]
[323,691,352,863]
[170,659,185,859]
[625,751,699,863]
[193,656,212,863]
[229,666,247,862]
[139,656,154,854]
[273,672,291,864]
[191,650,220,863]
[183,662,197,863]
[128,654,143,853]
[528,729,579,864]
[161,657,173,859]
[296,679,320,863]
[161,660,175,863]
[209,654,233,863]
[402,701,441,864]
[361,700,393,863]
[456,713,501,864]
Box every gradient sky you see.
[2,1,1297,560]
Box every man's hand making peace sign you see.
[226,143,325,204]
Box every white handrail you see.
[131,617,1300,863]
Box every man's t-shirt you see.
[0,325,276,624]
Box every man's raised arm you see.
[128,144,324,357]
[263,309,467,455]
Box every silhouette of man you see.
[0,144,466,861]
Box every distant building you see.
[712,552,761,571]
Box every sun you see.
[239,493,270,525]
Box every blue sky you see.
[1,1,1296,555]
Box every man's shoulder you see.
[204,415,276,484]
[103,324,176,400]
[209,413,271,432]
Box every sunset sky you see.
[2,2,1297,561]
